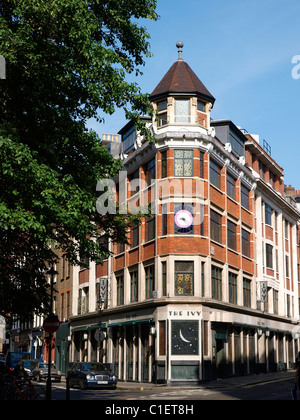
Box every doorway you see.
[216,338,226,378]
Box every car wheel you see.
[80,380,86,390]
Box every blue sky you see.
[90,0,300,188]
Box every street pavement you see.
[116,370,295,391]
[47,370,296,401]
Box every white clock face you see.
[175,210,193,228]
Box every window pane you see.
[175,99,190,123]
[161,151,167,178]
[227,174,236,200]
[210,160,221,188]
[229,272,237,304]
[174,150,193,177]
[158,100,167,112]
[175,261,194,296]
[211,210,222,243]
[265,204,272,226]
[145,265,154,299]
[243,278,251,308]
[162,262,167,297]
[242,229,250,258]
[228,220,237,251]
[266,244,273,269]
[241,185,249,209]
[212,266,222,301]
[130,271,138,302]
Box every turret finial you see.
[176,41,184,60]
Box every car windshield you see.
[39,363,57,369]
[80,363,107,372]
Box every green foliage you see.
[0,0,158,317]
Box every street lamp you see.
[97,297,105,361]
[45,266,59,401]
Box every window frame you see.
[145,215,155,242]
[211,209,222,244]
[116,274,124,306]
[130,270,138,303]
[243,278,252,308]
[229,272,238,305]
[227,173,236,201]
[242,228,251,258]
[227,219,237,251]
[266,243,273,269]
[211,265,222,301]
[145,265,155,300]
[210,160,221,189]
[241,184,250,210]
[161,151,167,179]
[265,203,272,226]
[174,261,194,296]
[130,224,139,248]
[174,149,194,177]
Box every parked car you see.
[15,359,36,378]
[32,361,61,382]
[66,362,117,390]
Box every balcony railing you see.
[158,114,207,127]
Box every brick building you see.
[69,43,300,383]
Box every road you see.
[48,375,296,401]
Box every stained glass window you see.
[174,150,193,177]
[175,261,194,296]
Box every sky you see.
[89,0,300,189]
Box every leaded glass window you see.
[174,150,193,177]
[175,99,190,123]
[175,261,194,296]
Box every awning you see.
[72,323,106,332]
[108,318,153,327]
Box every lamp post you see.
[97,297,105,361]
[44,266,59,401]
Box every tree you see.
[0,0,158,317]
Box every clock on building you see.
[174,205,194,234]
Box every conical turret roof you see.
[150,59,215,104]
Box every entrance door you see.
[216,339,226,378]
[141,325,149,382]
